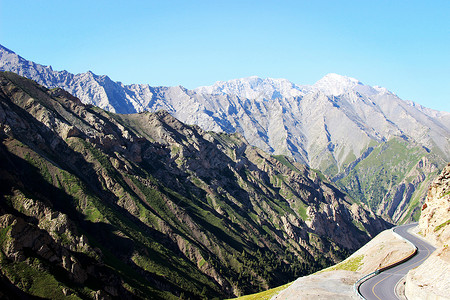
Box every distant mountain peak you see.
[320,73,361,83]
[313,73,364,96]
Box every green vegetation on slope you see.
[230,281,293,300]
[435,219,450,232]
[334,137,441,222]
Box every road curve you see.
[359,223,436,300]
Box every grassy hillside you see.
[334,137,444,223]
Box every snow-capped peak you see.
[312,73,386,97]
[313,73,363,96]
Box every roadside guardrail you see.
[353,228,418,299]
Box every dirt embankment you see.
[271,229,413,300]
[405,244,449,300]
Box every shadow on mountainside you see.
[0,114,223,299]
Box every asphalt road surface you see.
[359,223,436,300]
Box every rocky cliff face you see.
[404,163,450,300]
[0,72,389,299]
[2,44,447,223]
[419,163,450,246]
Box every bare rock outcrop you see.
[419,163,450,246]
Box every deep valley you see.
[0,71,389,299]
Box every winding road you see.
[359,223,436,300]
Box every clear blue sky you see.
[1,0,449,112]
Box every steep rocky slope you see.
[243,165,450,300]
[405,163,450,299]
[2,44,448,223]
[0,72,389,299]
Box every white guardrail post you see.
[353,270,377,299]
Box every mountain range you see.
[1,44,449,223]
[0,71,389,299]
